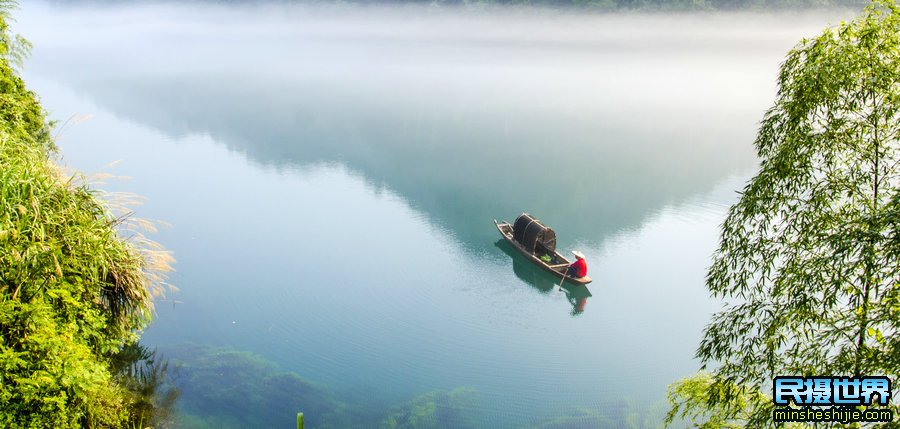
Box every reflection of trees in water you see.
[109,341,180,428]
[65,72,755,252]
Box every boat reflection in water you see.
[494,240,592,316]
[562,284,591,316]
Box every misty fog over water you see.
[19,2,858,427]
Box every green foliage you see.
[0,1,172,427]
[0,0,30,70]
[675,0,900,426]
[0,300,128,428]
[664,373,810,429]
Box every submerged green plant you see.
[166,343,350,429]
[379,387,478,429]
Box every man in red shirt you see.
[568,250,588,278]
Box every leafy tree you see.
[670,0,900,426]
[665,373,812,428]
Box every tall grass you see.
[0,1,175,427]
[0,127,174,346]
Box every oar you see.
[556,259,567,292]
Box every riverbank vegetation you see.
[0,0,174,426]
[668,0,900,426]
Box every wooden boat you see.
[495,239,594,296]
[494,217,592,285]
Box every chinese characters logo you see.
[772,376,893,423]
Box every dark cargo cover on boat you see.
[513,213,556,253]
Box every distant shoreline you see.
[44,0,870,13]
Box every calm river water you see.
[20,3,856,428]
